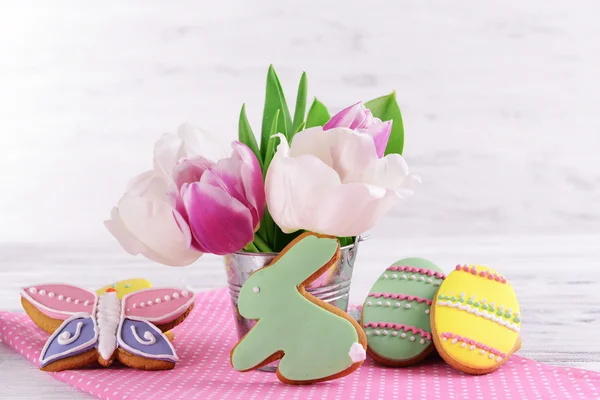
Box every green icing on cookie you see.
[361,257,445,363]
[231,234,362,382]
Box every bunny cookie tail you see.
[348,342,367,363]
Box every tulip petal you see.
[327,128,378,183]
[176,122,228,163]
[104,207,148,256]
[173,156,214,189]
[107,193,202,267]
[181,181,254,255]
[324,102,365,130]
[266,137,342,234]
[231,141,265,229]
[362,120,392,158]
[153,133,188,182]
[288,127,333,167]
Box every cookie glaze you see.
[21,284,97,320]
[432,265,520,372]
[122,288,195,325]
[117,318,177,362]
[231,234,366,383]
[361,258,445,365]
[40,314,98,367]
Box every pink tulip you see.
[172,141,265,255]
[324,102,392,158]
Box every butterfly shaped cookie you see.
[21,284,195,371]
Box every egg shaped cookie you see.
[431,265,521,375]
[361,258,446,366]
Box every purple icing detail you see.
[118,318,177,362]
[40,316,97,367]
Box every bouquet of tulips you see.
[105,66,417,266]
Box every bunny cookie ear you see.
[269,233,340,287]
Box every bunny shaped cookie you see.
[230,233,367,384]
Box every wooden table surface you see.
[1,234,599,398]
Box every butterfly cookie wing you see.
[21,284,97,334]
[39,314,99,372]
[116,317,177,370]
[115,288,195,370]
[121,287,195,331]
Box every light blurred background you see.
[1,0,599,245]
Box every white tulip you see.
[265,127,418,237]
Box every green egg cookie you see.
[360,258,446,366]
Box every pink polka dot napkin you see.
[1,288,599,400]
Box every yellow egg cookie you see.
[431,265,521,375]
[96,278,152,299]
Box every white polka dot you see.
[164,295,171,301]
[66,297,71,303]
[48,292,55,298]
[39,290,46,295]
[385,301,391,307]
[156,298,161,303]
[29,288,37,294]
[173,293,180,299]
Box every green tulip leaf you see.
[291,72,308,136]
[238,104,263,170]
[261,65,292,158]
[305,97,331,128]
[263,109,281,176]
[365,91,404,155]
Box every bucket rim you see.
[230,235,369,257]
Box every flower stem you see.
[253,233,273,253]
[243,242,260,252]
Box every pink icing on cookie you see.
[21,284,96,320]
[387,266,446,279]
[368,293,433,306]
[440,332,507,358]
[453,265,507,284]
[123,288,196,324]
[364,322,431,340]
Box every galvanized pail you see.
[224,237,363,371]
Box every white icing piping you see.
[20,285,98,320]
[131,325,157,345]
[437,301,520,332]
[57,322,83,345]
[96,292,120,361]
[121,287,195,324]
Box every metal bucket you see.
[224,237,363,372]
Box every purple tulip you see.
[324,102,392,158]
[171,141,265,255]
